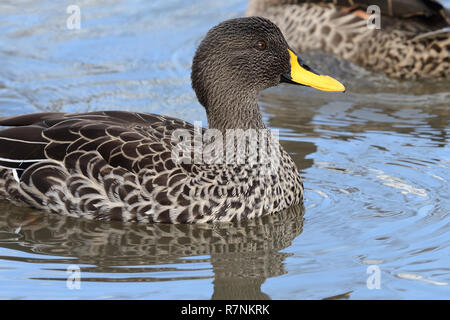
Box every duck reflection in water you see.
[0,202,304,299]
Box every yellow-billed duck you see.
[0,17,344,223]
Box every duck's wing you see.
[0,111,198,178]
[0,111,205,220]
[0,113,63,174]
[299,0,449,25]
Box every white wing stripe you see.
[0,136,46,144]
[0,157,47,162]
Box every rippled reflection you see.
[0,201,304,299]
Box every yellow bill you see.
[281,49,346,92]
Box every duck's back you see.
[0,111,303,223]
[248,0,449,25]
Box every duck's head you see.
[191,17,345,128]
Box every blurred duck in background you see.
[247,0,450,80]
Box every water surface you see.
[0,0,449,299]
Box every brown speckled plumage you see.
[0,17,305,224]
[247,0,450,79]
[0,111,303,223]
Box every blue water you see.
[0,0,449,299]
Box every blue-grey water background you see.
[0,0,449,299]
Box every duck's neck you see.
[205,94,267,133]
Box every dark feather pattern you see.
[0,125,48,167]
[0,110,303,223]
[0,18,306,223]
[0,112,63,126]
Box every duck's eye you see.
[256,40,266,51]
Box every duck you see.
[0,17,344,224]
[246,0,450,80]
